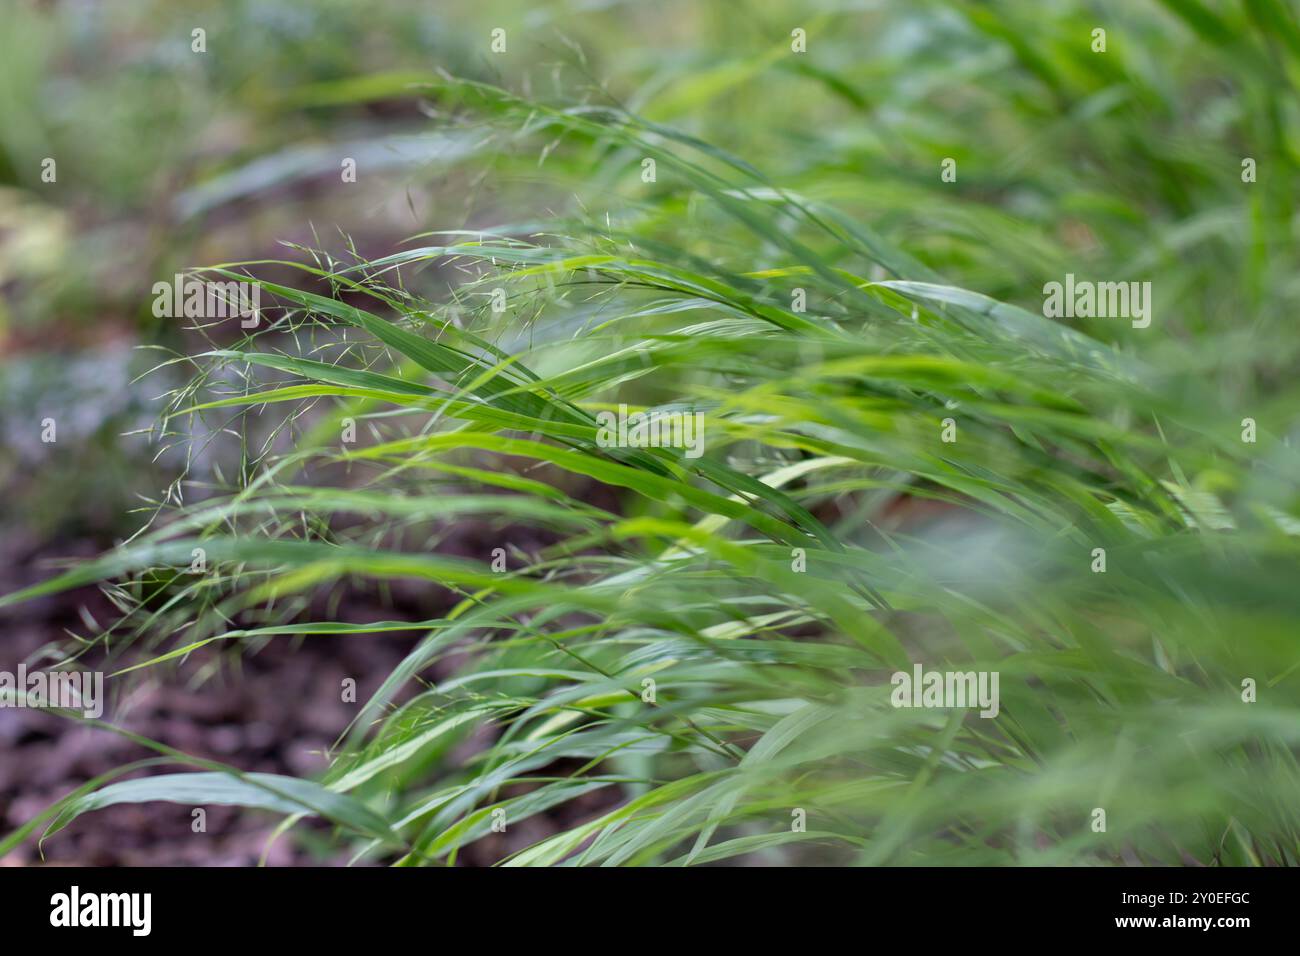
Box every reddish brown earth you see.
[0,478,624,866]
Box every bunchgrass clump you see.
[4,3,1300,865]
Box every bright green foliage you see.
[4,1,1300,866]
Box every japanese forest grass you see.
[4,75,1299,866]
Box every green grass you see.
[4,1,1300,865]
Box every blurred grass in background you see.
[3,0,1296,350]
